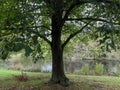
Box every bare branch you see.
[62,22,90,48]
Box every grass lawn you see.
[0,68,120,90]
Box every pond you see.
[40,59,120,75]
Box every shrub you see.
[79,64,89,75]
[94,63,104,75]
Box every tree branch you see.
[27,29,51,45]
[66,17,120,24]
[62,22,90,48]
[24,25,51,31]
[62,0,119,23]
[62,1,84,23]
[66,18,112,23]
[1,26,51,45]
[39,25,52,31]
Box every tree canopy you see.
[0,0,120,85]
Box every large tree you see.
[0,0,120,85]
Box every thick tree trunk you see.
[49,13,69,86]
[50,43,69,85]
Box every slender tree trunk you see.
[49,12,69,85]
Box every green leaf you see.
[1,50,8,60]
[24,46,33,56]
[12,43,25,52]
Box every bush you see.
[94,63,104,75]
[79,64,89,75]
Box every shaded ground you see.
[0,68,120,90]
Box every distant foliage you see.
[75,63,104,75]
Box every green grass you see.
[0,68,18,81]
[0,68,120,90]
[69,74,120,83]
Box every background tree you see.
[0,0,120,85]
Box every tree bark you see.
[49,12,69,86]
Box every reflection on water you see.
[41,62,52,72]
[40,59,120,75]
[1,58,120,75]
